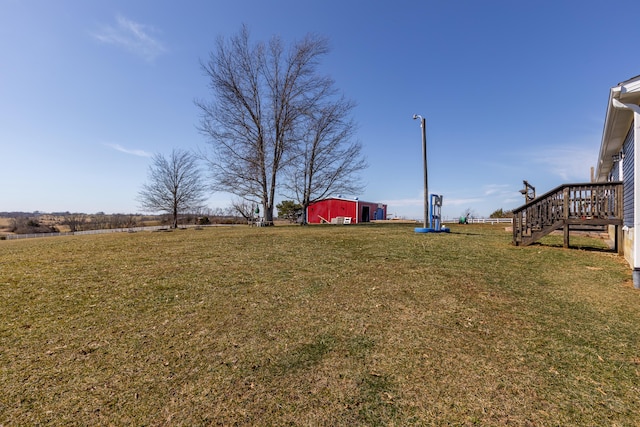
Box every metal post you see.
[413,114,428,228]
[421,117,428,228]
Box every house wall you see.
[597,76,640,285]
[623,126,635,228]
[618,119,638,269]
[606,223,633,266]
[623,227,635,267]
[610,163,620,181]
[606,122,636,267]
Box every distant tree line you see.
[489,208,513,218]
[2,201,315,235]
[0,210,250,235]
[6,217,57,234]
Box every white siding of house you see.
[623,127,635,228]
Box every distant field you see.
[0,217,11,229]
[1,223,638,425]
[0,213,240,237]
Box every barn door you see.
[362,206,370,222]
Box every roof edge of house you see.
[596,76,640,181]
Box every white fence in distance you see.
[441,217,512,225]
[3,225,193,240]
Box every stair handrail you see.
[512,181,622,215]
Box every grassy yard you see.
[1,223,639,425]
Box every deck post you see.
[563,187,570,248]
[617,187,624,255]
[616,225,623,255]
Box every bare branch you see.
[138,149,209,228]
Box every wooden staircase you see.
[512,182,623,251]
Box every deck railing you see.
[512,182,623,246]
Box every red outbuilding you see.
[306,198,387,224]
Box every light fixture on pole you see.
[413,114,428,229]
[519,180,535,203]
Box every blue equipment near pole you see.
[415,194,450,233]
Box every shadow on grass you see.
[529,241,616,253]
[272,334,336,374]
[353,372,399,425]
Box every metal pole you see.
[420,117,428,228]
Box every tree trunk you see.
[264,199,274,224]
[173,205,178,229]
[301,202,309,225]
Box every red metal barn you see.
[306,198,387,224]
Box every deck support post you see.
[563,187,570,248]
[617,186,624,255]
[616,225,623,255]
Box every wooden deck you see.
[512,182,623,252]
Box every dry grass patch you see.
[1,224,639,425]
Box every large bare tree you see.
[282,97,367,224]
[138,149,208,228]
[196,25,334,223]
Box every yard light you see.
[413,114,428,229]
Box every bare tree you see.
[196,25,333,224]
[138,149,209,228]
[230,197,258,222]
[62,213,87,232]
[282,97,367,224]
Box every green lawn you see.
[1,224,639,425]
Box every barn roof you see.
[311,197,386,205]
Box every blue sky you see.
[2,1,639,219]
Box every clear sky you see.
[2,1,639,219]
